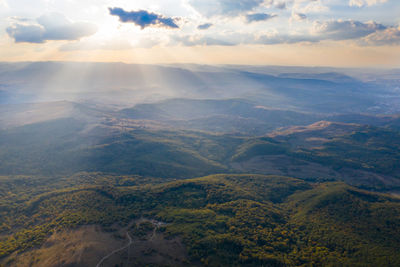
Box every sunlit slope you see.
[231,122,400,190]
[1,114,400,189]
[121,98,323,135]
[0,118,232,177]
[1,174,400,266]
[121,98,400,134]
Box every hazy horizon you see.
[1,60,400,70]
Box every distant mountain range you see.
[1,62,399,113]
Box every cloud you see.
[349,0,387,7]
[109,7,179,29]
[312,19,386,40]
[9,16,33,22]
[0,0,8,8]
[255,32,318,45]
[171,31,317,47]
[361,26,400,45]
[171,19,392,47]
[246,13,277,23]
[171,32,254,46]
[187,0,265,17]
[291,13,307,21]
[6,25,45,43]
[275,2,286,9]
[197,23,213,30]
[6,13,97,43]
[256,20,390,44]
[293,0,329,13]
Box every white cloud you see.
[312,19,386,40]
[6,13,97,43]
[349,0,387,7]
[291,12,307,21]
[361,26,400,45]
[292,0,329,14]
[187,0,265,17]
[0,0,8,8]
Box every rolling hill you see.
[1,174,400,266]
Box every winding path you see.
[95,232,133,267]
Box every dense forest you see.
[1,173,400,266]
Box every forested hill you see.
[1,174,400,266]
[1,115,400,190]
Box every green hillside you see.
[1,174,400,266]
[230,123,400,190]
[0,119,237,177]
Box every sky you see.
[0,0,399,67]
